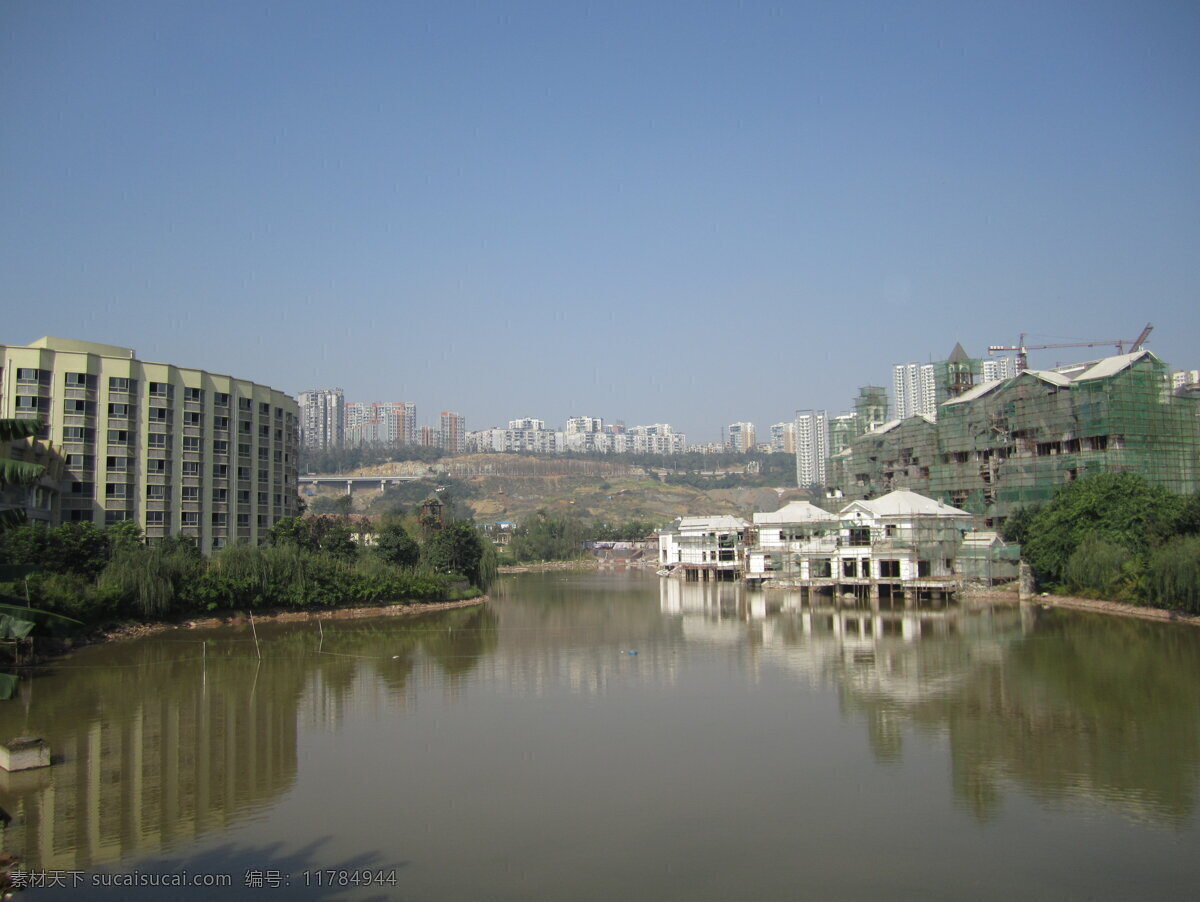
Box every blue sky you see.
[3,1,1197,442]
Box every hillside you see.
[304,453,808,525]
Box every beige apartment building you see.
[0,337,299,551]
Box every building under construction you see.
[827,350,1200,529]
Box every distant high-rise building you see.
[981,356,1020,383]
[727,422,755,453]
[298,388,345,450]
[418,425,437,447]
[769,422,796,454]
[509,417,546,431]
[439,411,465,453]
[893,363,937,421]
[1172,369,1200,389]
[345,401,415,446]
[893,343,979,422]
[565,416,603,434]
[794,410,829,488]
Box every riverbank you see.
[498,559,600,574]
[35,596,490,661]
[1033,592,1200,627]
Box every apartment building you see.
[0,337,299,550]
[726,422,755,452]
[345,401,416,446]
[439,411,466,453]
[297,388,345,450]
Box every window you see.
[182,512,200,526]
[148,407,169,422]
[65,453,93,469]
[237,467,251,480]
[70,481,95,497]
[65,372,94,388]
[105,511,130,525]
[258,514,270,528]
[848,527,870,546]
[107,430,130,445]
[146,511,165,526]
[258,492,269,505]
[63,427,95,443]
[182,461,200,476]
[105,483,129,498]
[213,464,229,478]
[213,416,229,430]
[213,488,228,503]
[184,387,204,402]
[258,447,269,460]
[879,560,901,578]
[108,403,130,417]
[273,450,283,463]
[109,376,134,392]
[258,469,269,482]
[274,407,283,419]
[183,436,200,452]
[237,490,251,503]
[148,381,171,398]
[274,429,283,441]
[214,392,230,407]
[17,368,46,382]
[182,486,200,501]
[258,424,269,438]
[239,397,252,412]
[65,399,95,415]
[148,432,169,449]
[212,512,228,527]
[273,493,282,506]
[147,459,168,474]
[259,402,270,416]
[146,484,166,499]
[106,456,129,472]
[15,396,48,412]
[238,443,251,457]
[213,440,229,455]
[240,420,253,434]
[237,513,250,527]
[183,411,202,426]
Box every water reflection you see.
[0,604,497,871]
[660,578,1200,826]
[1,574,1197,894]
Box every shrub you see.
[1062,537,1134,599]
[1145,536,1200,614]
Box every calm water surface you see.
[1,571,1198,900]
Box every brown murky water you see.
[1,570,1198,900]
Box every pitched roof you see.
[753,501,838,525]
[841,490,971,519]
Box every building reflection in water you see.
[0,643,304,871]
[659,578,1200,826]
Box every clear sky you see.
[2,1,1197,443]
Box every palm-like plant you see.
[0,418,46,532]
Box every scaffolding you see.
[827,351,1200,527]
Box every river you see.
[1,570,1198,900]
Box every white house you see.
[658,515,751,580]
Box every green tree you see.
[425,520,488,588]
[1022,473,1184,587]
[374,520,420,568]
[267,516,317,551]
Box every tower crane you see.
[988,323,1153,372]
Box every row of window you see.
[72,481,292,504]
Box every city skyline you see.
[2,3,1197,442]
